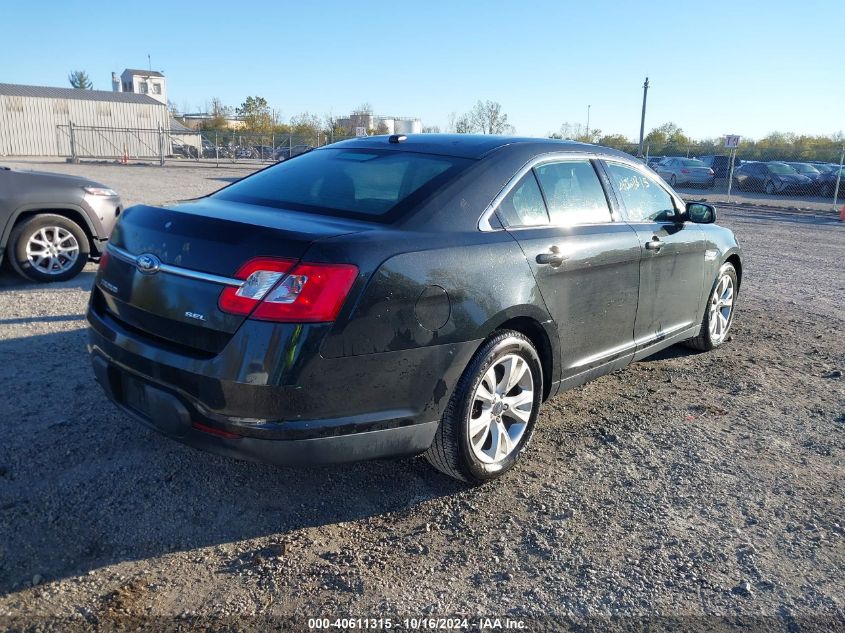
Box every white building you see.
[0,82,168,157]
[111,68,167,105]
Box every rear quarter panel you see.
[312,230,555,362]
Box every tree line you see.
[551,121,845,162]
[175,91,845,162]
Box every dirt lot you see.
[0,162,843,632]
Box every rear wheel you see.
[685,263,738,352]
[8,214,89,282]
[424,330,543,484]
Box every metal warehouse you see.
[0,83,168,157]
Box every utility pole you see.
[638,77,650,157]
[586,104,591,139]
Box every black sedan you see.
[732,161,813,194]
[816,165,845,197]
[87,135,742,483]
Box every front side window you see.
[534,160,611,225]
[214,148,472,220]
[605,162,676,223]
[496,173,548,227]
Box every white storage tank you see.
[393,118,422,135]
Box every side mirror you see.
[685,202,716,224]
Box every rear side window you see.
[605,162,676,222]
[534,160,611,225]
[213,148,472,220]
[495,173,549,227]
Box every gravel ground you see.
[0,163,843,632]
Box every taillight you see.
[681,169,690,174]
[218,257,358,323]
[218,257,296,316]
[252,262,358,322]
[98,250,111,271]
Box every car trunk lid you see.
[94,199,369,355]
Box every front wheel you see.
[765,180,776,195]
[424,330,543,484]
[685,263,738,352]
[8,214,90,282]
[669,174,677,187]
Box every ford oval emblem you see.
[136,253,161,275]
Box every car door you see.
[750,163,767,190]
[601,160,706,350]
[494,157,642,385]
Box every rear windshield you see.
[680,159,706,167]
[213,148,473,220]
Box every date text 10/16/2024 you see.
[307,617,527,630]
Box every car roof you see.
[325,134,632,160]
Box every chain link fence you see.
[57,123,355,167]
[595,140,845,210]
[54,124,845,210]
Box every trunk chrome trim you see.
[106,244,243,287]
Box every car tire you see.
[764,180,776,195]
[685,262,738,352]
[669,174,677,187]
[8,214,90,283]
[424,330,543,484]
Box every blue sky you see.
[2,0,843,141]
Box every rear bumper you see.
[680,176,716,186]
[91,354,438,464]
[87,305,478,465]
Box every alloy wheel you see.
[468,354,534,464]
[25,226,79,275]
[708,274,734,343]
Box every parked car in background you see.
[253,145,275,160]
[816,165,845,197]
[646,155,665,170]
[170,141,199,159]
[808,162,838,175]
[1,166,122,281]
[273,144,314,161]
[699,154,739,178]
[732,161,813,194]
[784,162,822,183]
[87,134,741,483]
[655,157,715,188]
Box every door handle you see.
[536,246,566,267]
[645,238,663,251]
